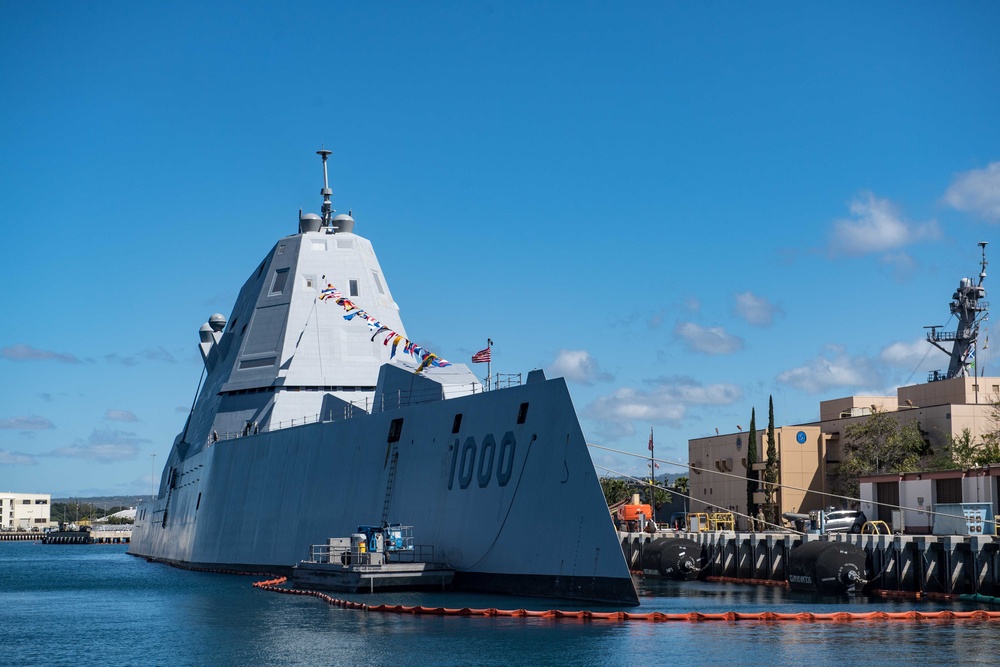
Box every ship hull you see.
[129,378,638,605]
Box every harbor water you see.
[3,541,1000,666]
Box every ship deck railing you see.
[210,377,524,444]
[305,544,438,566]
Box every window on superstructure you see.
[517,403,529,424]
[372,271,385,294]
[452,414,462,434]
[270,268,290,295]
[350,280,359,297]
[387,418,403,443]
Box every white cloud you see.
[1,344,80,363]
[105,347,177,366]
[944,162,1000,222]
[0,449,36,465]
[776,346,880,394]
[0,415,55,430]
[586,376,743,437]
[674,322,744,355]
[43,429,149,463]
[828,192,939,257]
[547,350,614,385]
[106,409,138,422]
[733,291,782,327]
[880,339,940,369]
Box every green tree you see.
[598,476,671,512]
[674,476,689,495]
[946,396,1000,468]
[974,434,1000,467]
[764,395,779,524]
[931,427,974,470]
[745,408,758,522]
[646,485,672,509]
[838,408,928,498]
[599,476,633,507]
[942,426,1000,469]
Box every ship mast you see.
[926,242,990,381]
[317,148,334,228]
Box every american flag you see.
[648,428,654,452]
[471,346,491,363]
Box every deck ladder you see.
[381,445,399,524]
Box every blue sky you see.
[2,2,999,498]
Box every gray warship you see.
[129,150,638,605]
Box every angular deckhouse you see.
[130,151,638,605]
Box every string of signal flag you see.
[319,282,494,372]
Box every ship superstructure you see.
[926,242,990,381]
[129,151,637,605]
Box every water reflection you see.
[4,544,1000,667]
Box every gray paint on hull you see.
[130,379,637,604]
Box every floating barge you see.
[41,525,94,544]
[292,525,453,593]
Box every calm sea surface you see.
[3,541,999,666]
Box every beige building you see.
[859,466,1000,533]
[0,492,52,531]
[688,376,1000,529]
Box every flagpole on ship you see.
[648,427,654,522]
[472,339,493,390]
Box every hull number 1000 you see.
[448,432,517,490]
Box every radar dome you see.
[299,212,322,233]
[208,313,227,332]
[332,213,355,234]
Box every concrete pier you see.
[91,528,132,544]
[0,532,38,541]
[620,530,1000,596]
